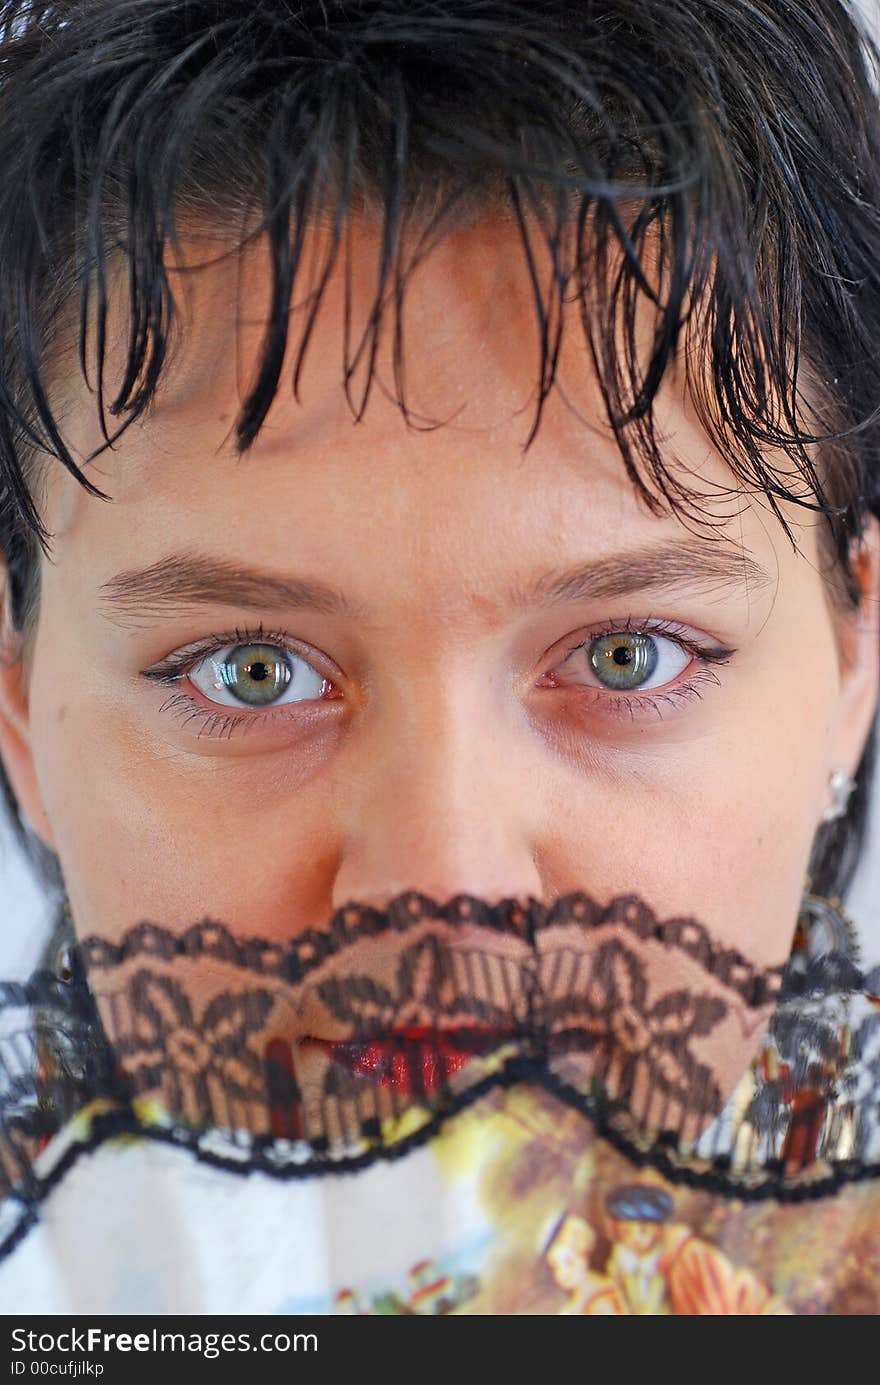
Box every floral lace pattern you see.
[0,889,878,1262]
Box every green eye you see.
[588,633,659,690]
[216,644,294,705]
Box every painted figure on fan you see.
[603,1185,790,1315]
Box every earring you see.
[794,887,861,968]
[53,895,77,984]
[821,768,856,824]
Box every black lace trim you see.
[0,889,877,1263]
[78,891,784,1008]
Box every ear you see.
[830,513,880,783]
[0,563,56,851]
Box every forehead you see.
[42,213,819,593]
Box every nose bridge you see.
[331,669,545,911]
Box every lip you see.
[300,1025,514,1096]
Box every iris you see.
[589,634,659,690]
[217,644,293,706]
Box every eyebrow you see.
[508,539,774,609]
[98,540,773,627]
[99,554,370,626]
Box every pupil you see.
[612,646,633,665]
[249,661,269,682]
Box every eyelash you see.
[551,615,736,722]
[141,617,736,741]
[141,623,335,742]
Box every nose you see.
[330,679,546,913]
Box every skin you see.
[0,213,878,1110]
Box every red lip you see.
[305,1025,509,1096]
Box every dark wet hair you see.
[0,0,878,904]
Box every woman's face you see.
[1,215,878,1105]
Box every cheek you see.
[543,646,837,969]
[539,757,817,977]
[697,630,839,958]
[27,673,344,939]
[528,639,836,1112]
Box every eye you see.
[189,642,329,708]
[556,630,691,692]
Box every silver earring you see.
[821,768,856,824]
[54,896,77,984]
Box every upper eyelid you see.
[555,617,737,664]
[141,628,323,681]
